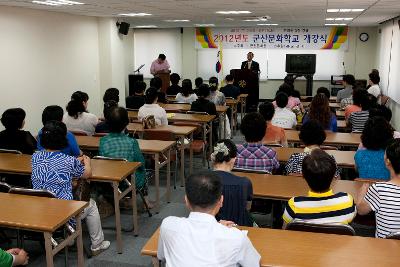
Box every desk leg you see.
[219,113,224,139]
[179,136,185,187]
[113,182,123,254]
[75,213,84,267]
[209,121,213,155]
[155,153,160,213]
[189,132,193,175]
[202,123,207,166]
[166,149,171,202]
[44,232,54,267]
[131,174,138,236]
[230,107,234,136]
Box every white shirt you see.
[175,93,198,104]
[138,104,168,126]
[158,212,260,267]
[62,112,98,135]
[368,84,381,98]
[272,107,297,129]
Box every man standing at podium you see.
[241,52,260,73]
[150,54,170,76]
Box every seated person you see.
[367,72,381,98]
[355,117,393,180]
[37,105,81,156]
[336,74,355,103]
[158,171,261,266]
[344,88,365,121]
[0,108,36,154]
[138,87,168,126]
[193,77,203,95]
[258,101,288,147]
[285,120,340,177]
[103,87,119,104]
[126,81,146,109]
[302,93,337,132]
[235,112,279,173]
[220,74,240,99]
[63,92,98,135]
[369,105,400,138]
[175,79,198,104]
[166,73,181,95]
[348,92,375,132]
[357,139,400,238]
[208,76,225,106]
[150,76,167,103]
[99,107,151,207]
[95,100,119,133]
[32,121,110,255]
[0,248,28,266]
[282,149,356,227]
[212,139,253,226]
[273,83,302,110]
[316,87,330,99]
[271,92,297,129]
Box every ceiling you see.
[0,0,399,27]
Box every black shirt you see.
[126,95,145,109]
[166,84,181,95]
[190,98,217,115]
[0,129,37,155]
[221,84,241,99]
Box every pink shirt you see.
[150,59,170,75]
[273,96,301,109]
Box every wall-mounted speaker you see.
[117,22,130,35]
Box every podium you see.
[128,74,144,96]
[156,73,170,93]
[230,69,259,112]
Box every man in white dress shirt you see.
[158,171,261,267]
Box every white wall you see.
[0,6,132,133]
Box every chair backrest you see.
[0,182,12,193]
[93,156,127,162]
[93,132,108,137]
[126,108,139,112]
[186,111,209,115]
[0,149,22,154]
[286,219,356,236]
[265,143,283,148]
[386,232,400,240]
[71,130,88,136]
[379,95,390,106]
[320,145,339,151]
[9,187,56,198]
[217,184,252,226]
[232,168,271,174]
[143,130,176,142]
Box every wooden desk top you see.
[273,147,355,168]
[238,93,248,98]
[76,136,175,153]
[0,153,31,174]
[233,172,361,201]
[128,111,216,123]
[160,103,228,113]
[297,120,347,129]
[285,130,361,146]
[142,226,400,267]
[303,101,340,109]
[336,110,345,118]
[0,193,87,233]
[226,99,239,105]
[90,160,141,182]
[127,123,197,136]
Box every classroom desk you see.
[0,153,141,254]
[273,147,355,168]
[336,110,345,119]
[225,98,239,132]
[0,193,87,267]
[297,120,348,132]
[301,95,337,103]
[141,226,400,267]
[285,129,361,147]
[232,172,361,202]
[303,101,340,109]
[127,123,197,186]
[238,94,248,120]
[75,136,175,213]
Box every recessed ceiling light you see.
[257,23,278,26]
[351,9,364,12]
[244,19,261,22]
[32,0,84,6]
[216,11,251,15]
[327,8,364,13]
[194,24,215,27]
[164,20,190,22]
[343,18,353,21]
[325,18,335,21]
[327,9,339,13]
[119,13,152,17]
[134,25,158,28]
[335,18,344,21]
[325,23,347,26]
[340,9,352,12]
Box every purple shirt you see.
[150,59,170,75]
[235,143,279,173]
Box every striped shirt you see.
[364,182,400,238]
[283,190,356,224]
[235,143,279,173]
[348,110,369,132]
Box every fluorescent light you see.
[257,23,278,26]
[327,8,364,13]
[325,18,335,21]
[216,11,251,15]
[327,9,339,12]
[340,9,352,12]
[343,18,353,21]
[351,9,364,12]
[335,18,344,21]
[244,19,260,22]
[194,24,215,27]
[134,25,157,28]
[119,13,151,17]
[325,23,347,26]
[164,20,190,22]
[32,0,84,6]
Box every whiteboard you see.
[267,49,345,80]
[197,49,268,80]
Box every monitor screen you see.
[285,54,316,74]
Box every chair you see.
[92,156,152,217]
[0,182,11,193]
[233,168,272,174]
[286,219,356,236]
[379,95,390,107]
[386,232,400,240]
[93,133,108,137]
[265,143,283,148]
[217,184,252,226]
[70,130,88,136]
[0,149,22,154]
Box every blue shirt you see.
[37,130,80,156]
[31,151,85,200]
[355,149,390,180]
[302,113,337,132]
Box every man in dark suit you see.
[241,52,260,73]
